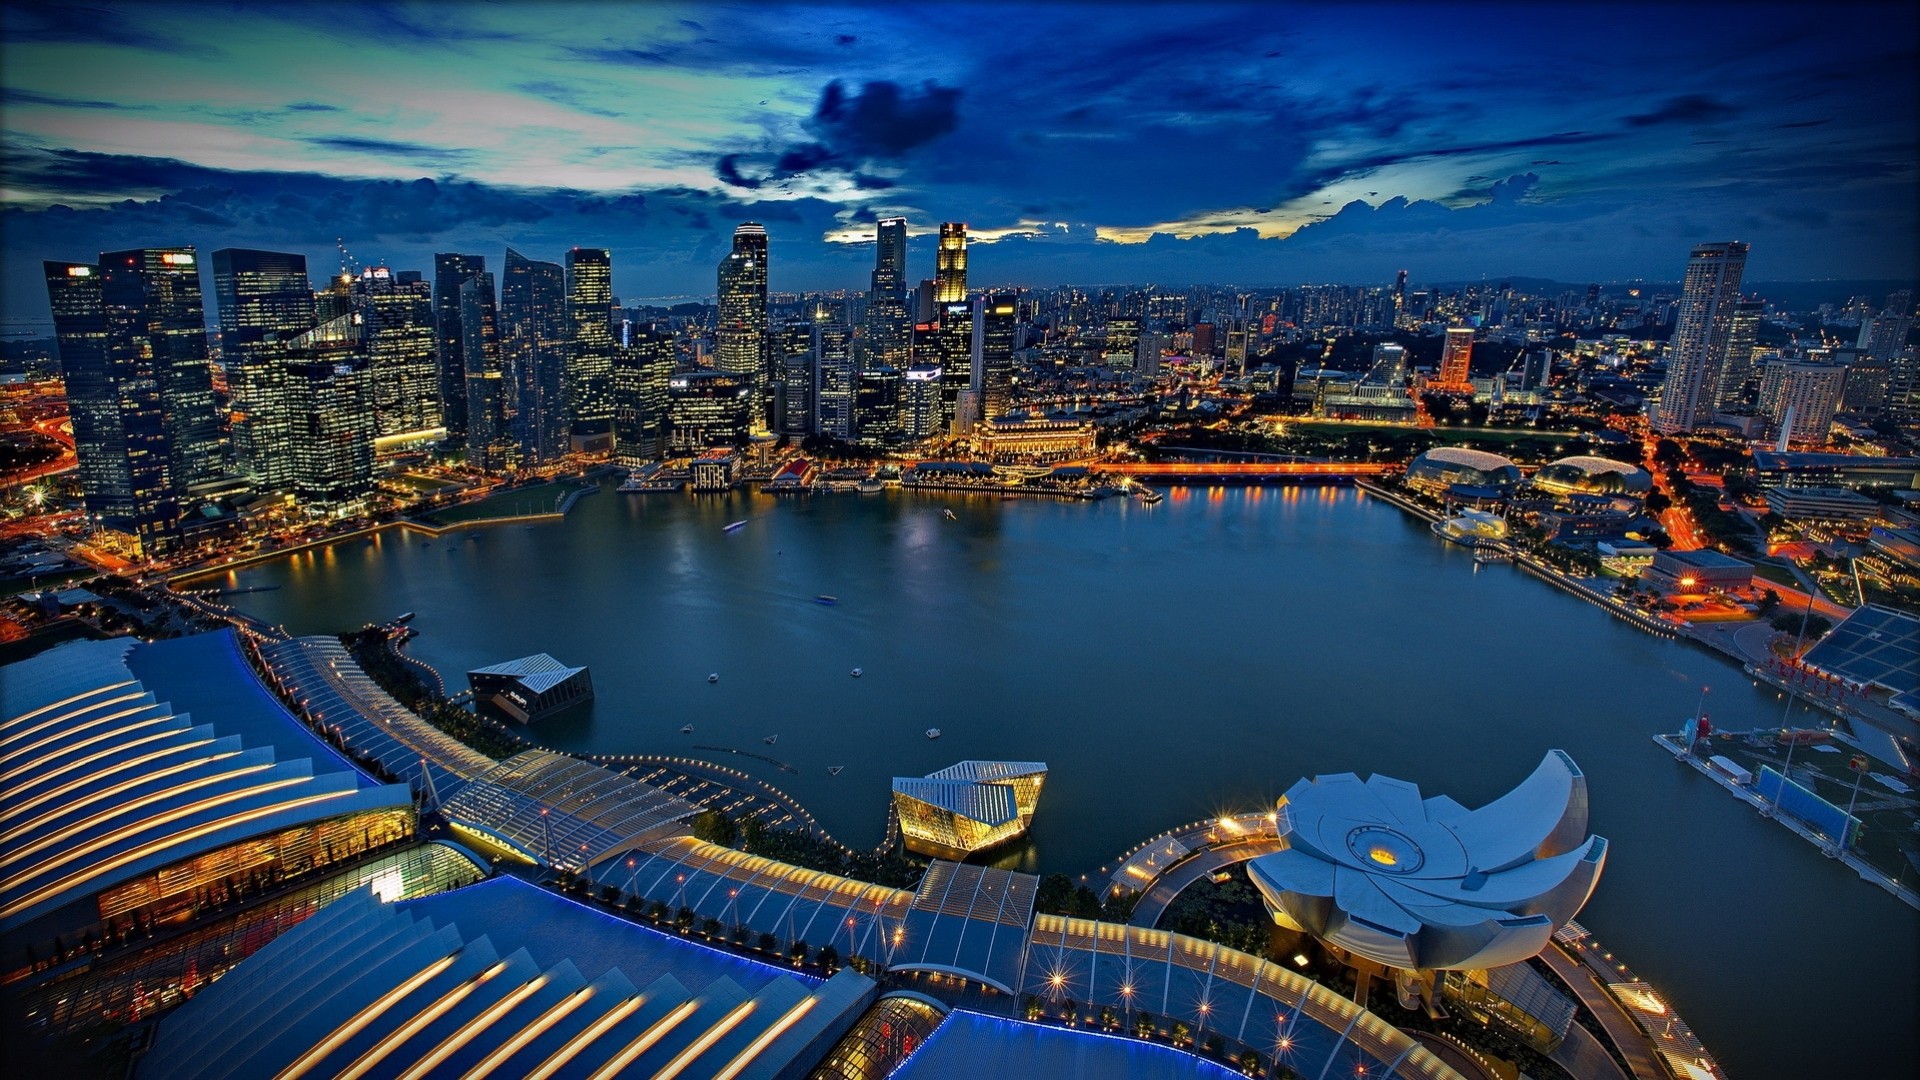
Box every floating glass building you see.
[892,761,1047,859]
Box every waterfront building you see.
[776,319,816,437]
[716,222,771,428]
[1798,605,1919,711]
[1433,508,1509,545]
[892,761,1047,859]
[1531,456,1653,498]
[611,325,674,465]
[854,366,903,448]
[211,248,314,490]
[935,300,972,429]
[668,370,751,452]
[42,248,226,554]
[279,309,376,511]
[467,654,593,724]
[1403,447,1521,498]
[974,417,1096,462]
[0,632,444,1035]
[977,294,1018,420]
[565,247,616,437]
[1643,548,1754,593]
[1247,751,1606,975]
[1434,326,1475,391]
[902,364,945,441]
[816,320,856,439]
[1758,357,1847,445]
[457,272,512,470]
[690,446,740,491]
[350,266,441,444]
[432,252,486,441]
[865,215,912,369]
[1652,241,1750,434]
[499,248,570,463]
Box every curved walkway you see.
[1127,838,1284,928]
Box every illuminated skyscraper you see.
[566,248,616,433]
[1652,241,1749,434]
[1759,357,1847,445]
[351,267,440,441]
[1436,327,1475,391]
[44,249,224,553]
[775,320,816,437]
[902,364,945,440]
[716,223,770,428]
[854,367,902,448]
[433,253,486,441]
[815,321,855,439]
[612,325,674,466]
[864,216,911,369]
[280,312,375,512]
[500,248,569,463]
[934,222,967,303]
[1103,316,1141,369]
[1713,299,1766,409]
[976,294,1018,420]
[936,300,972,430]
[211,248,314,489]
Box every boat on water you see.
[615,477,648,493]
[942,509,957,521]
[723,520,748,533]
[680,724,694,734]
[851,668,863,677]
[925,728,942,740]
[827,765,844,776]
[707,673,720,683]
[763,734,778,745]
[1138,487,1164,504]
[815,595,839,605]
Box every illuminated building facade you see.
[611,325,673,465]
[716,222,770,427]
[854,367,902,448]
[211,248,314,490]
[1435,326,1475,391]
[1714,298,1766,407]
[565,247,616,433]
[457,272,512,470]
[42,248,225,553]
[667,370,751,451]
[1758,357,1847,445]
[777,319,817,436]
[974,418,1095,462]
[1531,456,1653,497]
[934,222,967,303]
[467,654,593,724]
[281,311,376,511]
[977,294,1018,420]
[1103,316,1140,369]
[431,252,485,441]
[350,267,440,442]
[1653,241,1749,434]
[902,364,945,441]
[865,216,912,369]
[1403,447,1521,497]
[891,761,1047,859]
[816,321,856,439]
[499,247,570,463]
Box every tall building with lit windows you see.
[864,216,911,369]
[934,222,967,303]
[611,325,674,466]
[1652,241,1749,434]
[433,252,486,441]
[565,247,616,434]
[351,267,440,442]
[815,321,855,439]
[211,248,314,490]
[43,248,225,553]
[500,248,570,463]
[458,272,512,470]
[716,223,770,428]
[976,294,1018,420]
[1436,326,1475,391]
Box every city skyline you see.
[4,2,1917,329]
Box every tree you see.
[816,944,840,971]
[692,809,736,847]
[1644,490,1671,515]
[1171,1020,1192,1046]
[788,939,809,965]
[700,916,722,938]
[758,931,779,954]
[1036,873,1074,915]
[1070,885,1102,919]
[1757,589,1782,615]
[1134,1012,1156,1039]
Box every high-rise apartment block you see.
[1652,241,1749,434]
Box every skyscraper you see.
[864,217,911,370]
[352,267,440,440]
[934,223,967,304]
[1758,357,1847,445]
[774,321,816,437]
[499,248,570,463]
[566,248,616,434]
[44,249,224,553]
[1652,241,1749,434]
[815,321,856,439]
[715,223,770,429]
[1713,299,1766,409]
[612,325,674,466]
[280,311,375,512]
[458,272,510,470]
[1436,327,1475,391]
[976,294,1018,420]
[433,253,486,442]
[211,248,314,489]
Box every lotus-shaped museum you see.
[1247,750,1606,971]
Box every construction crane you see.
[335,237,360,280]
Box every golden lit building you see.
[891,760,1047,858]
[974,417,1095,462]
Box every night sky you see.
[3,1,1915,326]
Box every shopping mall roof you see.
[136,877,877,1080]
[891,1011,1241,1080]
[1801,604,1919,694]
[467,653,587,695]
[439,750,697,870]
[0,631,411,932]
[1415,446,1519,472]
[891,862,1040,994]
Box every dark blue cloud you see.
[1625,94,1740,128]
[304,136,474,167]
[4,1,222,56]
[1,87,131,110]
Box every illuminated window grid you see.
[805,993,946,1079]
